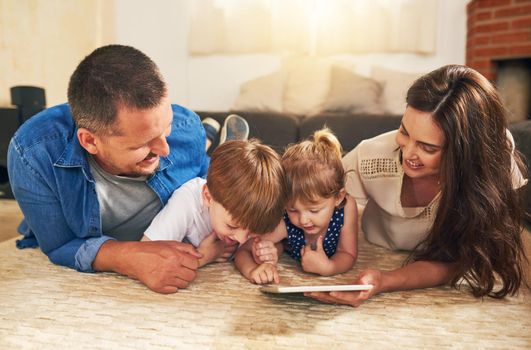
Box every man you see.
[7,45,245,294]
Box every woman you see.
[306,65,528,306]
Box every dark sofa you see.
[1,107,529,221]
[198,111,403,154]
[198,111,531,223]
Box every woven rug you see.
[0,234,529,350]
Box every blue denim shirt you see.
[7,103,209,272]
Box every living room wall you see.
[116,0,468,111]
[0,0,115,107]
[0,0,468,111]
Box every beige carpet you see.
[1,230,530,349]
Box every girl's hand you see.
[300,235,332,275]
[252,237,279,265]
[249,263,280,285]
[304,269,382,307]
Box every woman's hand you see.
[304,269,383,307]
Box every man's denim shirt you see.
[7,103,209,272]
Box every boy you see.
[142,140,288,273]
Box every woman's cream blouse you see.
[342,130,527,251]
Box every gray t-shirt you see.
[88,156,162,241]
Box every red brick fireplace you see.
[466,0,531,121]
[466,0,531,80]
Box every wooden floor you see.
[1,199,530,349]
[0,199,23,242]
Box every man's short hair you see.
[207,139,288,234]
[67,45,166,135]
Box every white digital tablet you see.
[260,284,373,294]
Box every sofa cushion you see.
[320,65,384,115]
[231,70,287,113]
[282,57,332,115]
[372,66,422,115]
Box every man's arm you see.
[8,138,108,271]
[93,240,200,293]
[8,138,201,294]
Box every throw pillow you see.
[231,69,287,113]
[320,65,384,115]
[282,57,332,115]
[372,66,423,115]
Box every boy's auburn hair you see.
[207,139,288,234]
[282,128,345,205]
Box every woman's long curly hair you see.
[405,64,528,298]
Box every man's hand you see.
[197,232,238,266]
[251,237,279,265]
[249,263,280,285]
[93,240,202,294]
[300,235,332,275]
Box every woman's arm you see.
[379,260,458,292]
[306,260,458,307]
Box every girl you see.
[235,129,358,284]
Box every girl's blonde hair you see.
[282,128,345,205]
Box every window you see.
[188,0,437,55]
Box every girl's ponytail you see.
[313,128,342,160]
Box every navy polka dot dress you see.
[284,207,344,262]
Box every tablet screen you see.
[260,284,373,293]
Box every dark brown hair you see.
[207,139,288,234]
[282,128,345,205]
[67,45,166,134]
[406,64,528,298]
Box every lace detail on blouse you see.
[360,158,399,179]
[418,198,438,220]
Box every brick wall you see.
[466,0,531,80]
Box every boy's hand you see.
[197,232,238,267]
[252,237,279,265]
[300,235,332,275]
[249,263,280,284]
